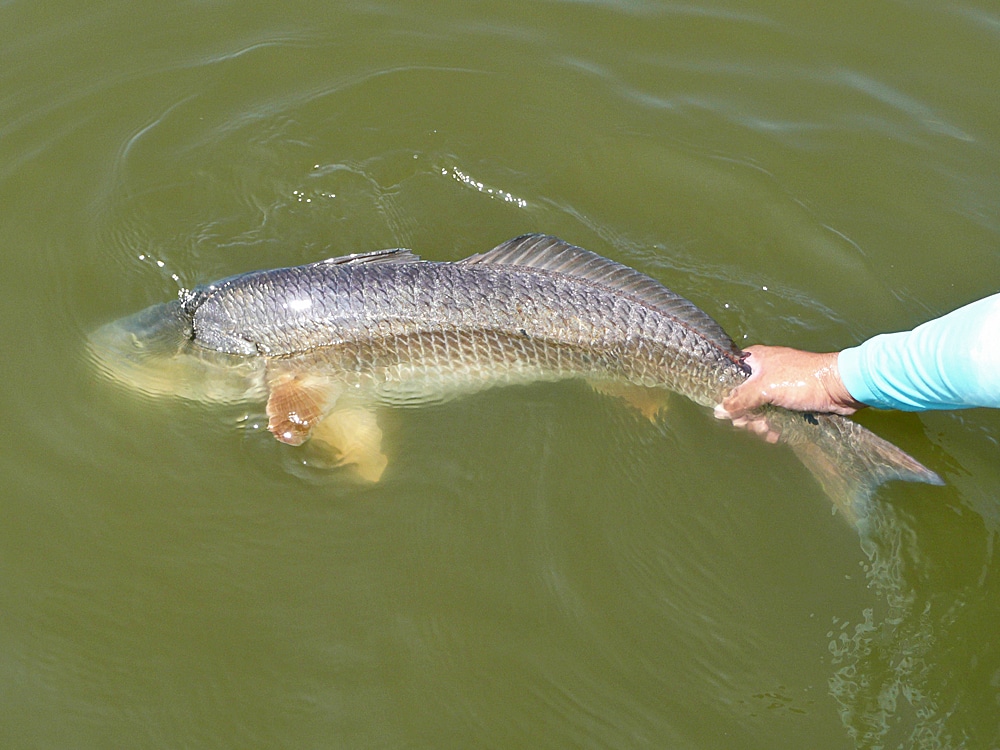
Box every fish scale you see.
[202,260,735,402]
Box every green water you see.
[2,1,999,747]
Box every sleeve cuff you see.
[837,345,881,408]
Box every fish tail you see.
[776,410,943,527]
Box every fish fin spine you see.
[315,247,421,267]
[266,373,341,445]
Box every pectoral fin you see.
[266,372,342,446]
[310,407,388,482]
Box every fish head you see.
[88,300,265,403]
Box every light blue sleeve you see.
[837,293,1000,411]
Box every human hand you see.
[714,346,866,424]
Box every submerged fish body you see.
[90,234,942,518]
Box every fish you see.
[89,234,943,521]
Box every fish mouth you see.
[87,300,264,403]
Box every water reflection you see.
[830,505,951,747]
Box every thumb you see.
[715,351,764,419]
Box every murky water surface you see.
[2,1,999,747]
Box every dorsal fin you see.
[313,247,421,268]
[461,234,740,354]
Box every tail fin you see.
[772,409,943,528]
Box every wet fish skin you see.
[90,234,942,519]
[184,237,748,407]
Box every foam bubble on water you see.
[441,165,528,208]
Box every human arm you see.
[715,292,1000,420]
[837,292,1000,411]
